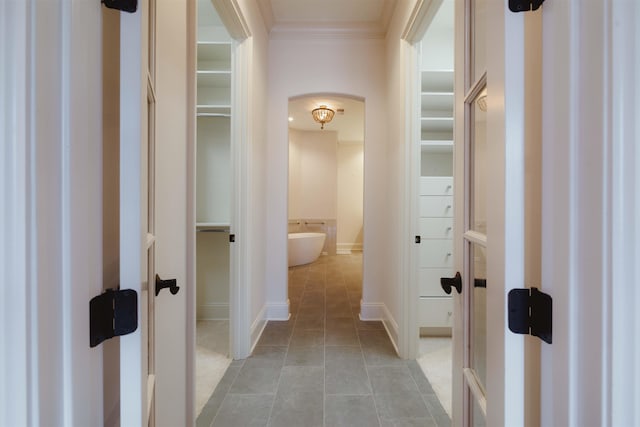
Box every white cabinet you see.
[418,177,454,329]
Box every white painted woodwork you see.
[541,0,640,425]
[155,0,190,425]
[119,2,150,425]
[482,0,528,424]
[610,1,640,425]
[2,0,103,424]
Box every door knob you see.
[155,274,180,296]
[440,272,462,294]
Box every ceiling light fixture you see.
[311,105,335,130]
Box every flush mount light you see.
[311,105,335,130]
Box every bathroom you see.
[287,95,365,266]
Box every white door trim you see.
[399,0,448,362]
[1,0,103,424]
[610,1,640,424]
[541,0,640,424]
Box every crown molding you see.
[269,22,387,40]
[256,0,275,33]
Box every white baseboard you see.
[250,305,267,354]
[266,300,291,320]
[359,301,399,354]
[336,243,363,255]
[197,303,229,320]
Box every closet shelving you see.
[196,41,232,117]
[418,67,454,330]
[196,39,232,229]
[420,69,454,152]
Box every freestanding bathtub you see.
[288,232,326,267]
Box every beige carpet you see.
[196,320,231,416]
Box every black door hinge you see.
[508,287,552,344]
[90,288,138,348]
[509,0,545,12]
[102,0,137,13]
[229,234,236,243]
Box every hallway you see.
[196,254,449,427]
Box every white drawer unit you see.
[419,267,453,296]
[419,217,453,239]
[418,176,454,329]
[418,297,453,328]
[419,195,453,217]
[419,176,453,196]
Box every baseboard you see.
[359,301,399,355]
[266,300,291,320]
[197,303,229,320]
[250,305,267,354]
[336,243,363,255]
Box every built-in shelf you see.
[197,42,232,71]
[420,69,454,153]
[196,223,230,231]
[421,70,454,92]
[421,140,454,153]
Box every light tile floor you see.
[197,254,450,427]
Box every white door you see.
[451,0,532,425]
[119,1,158,425]
[120,1,190,425]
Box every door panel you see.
[452,0,529,425]
[120,0,157,425]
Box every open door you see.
[119,0,158,424]
[119,0,190,426]
[450,0,536,425]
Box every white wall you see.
[288,129,338,219]
[337,143,364,251]
[266,36,389,317]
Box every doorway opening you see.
[194,0,233,416]
[287,94,365,314]
[414,0,455,418]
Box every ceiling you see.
[257,1,395,142]
[288,95,365,143]
[257,0,398,38]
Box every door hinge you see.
[415,235,421,244]
[102,0,137,13]
[229,234,236,243]
[508,287,552,344]
[90,288,138,348]
[509,0,545,12]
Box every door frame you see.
[1,0,103,424]
[540,0,640,424]
[399,0,446,362]
[185,1,252,420]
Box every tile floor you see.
[197,253,450,427]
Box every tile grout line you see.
[265,265,305,427]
